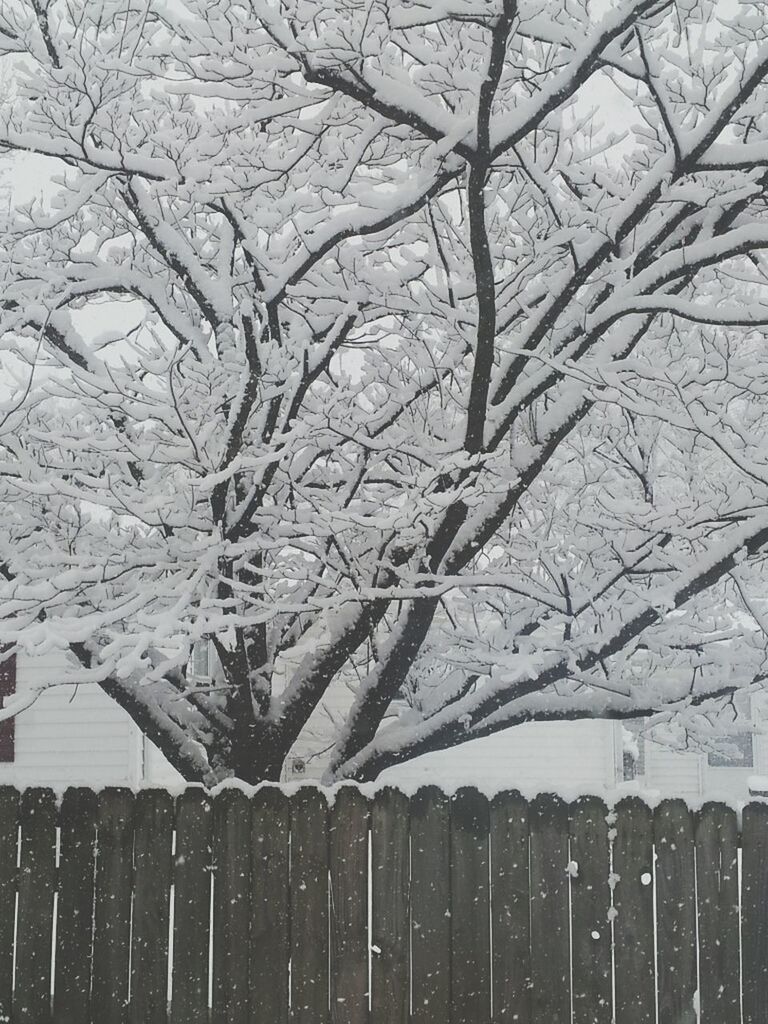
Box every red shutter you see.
[0,653,15,762]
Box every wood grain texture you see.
[330,787,369,1024]
[410,786,451,1024]
[291,788,330,1024]
[696,802,740,1024]
[612,798,655,1024]
[55,788,98,1024]
[16,788,57,1024]
[654,800,696,1024]
[370,787,409,1024]
[570,797,611,1024]
[251,787,290,1024]
[529,794,570,1024]
[172,789,213,1024]
[743,802,768,1024]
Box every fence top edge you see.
[0,781,762,818]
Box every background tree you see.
[1,0,768,783]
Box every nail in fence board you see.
[612,798,655,1024]
[529,794,570,1024]
[92,788,135,1024]
[696,803,740,1024]
[251,787,290,1024]
[410,787,451,1024]
[370,787,409,1024]
[171,789,213,1024]
[291,788,330,1024]
[130,790,174,1024]
[450,788,490,1024]
[743,802,768,1024]
[490,790,530,1024]
[16,788,57,1024]
[55,788,98,1024]
[570,797,611,1024]
[330,788,369,1024]
[0,788,18,1022]
[654,800,696,1024]
[212,789,252,1024]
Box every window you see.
[191,640,210,679]
[621,722,646,781]
[707,693,754,768]
[0,652,15,762]
[707,732,754,768]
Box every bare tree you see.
[1,0,768,783]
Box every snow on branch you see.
[1,0,768,783]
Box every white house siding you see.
[143,735,184,786]
[382,720,617,794]
[0,651,142,788]
[621,720,768,803]
[640,743,702,800]
[8,643,768,800]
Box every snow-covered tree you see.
[2,0,768,784]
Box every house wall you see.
[379,719,618,793]
[639,729,768,803]
[9,645,768,801]
[0,651,142,788]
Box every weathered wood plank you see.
[490,790,530,1024]
[330,787,369,1024]
[16,787,57,1024]
[450,787,490,1024]
[612,797,655,1024]
[0,787,18,1022]
[410,786,451,1024]
[212,789,252,1024]
[92,788,135,1024]
[570,797,611,1024]
[743,801,768,1024]
[529,794,570,1024]
[291,787,330,1024]
[251,787,290,1024]
[654,800,696,1024]
[55,788,98,1024]
[696,802,740,1024]
[130,790,174,1024]
[171,788,213,1024]
[370,787,409,1024]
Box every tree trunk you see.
[227,723,287,785]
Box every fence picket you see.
[570,797,611,1024]
[654,800,696,1024]
[15,787,57,1024]
[55,788,98,1024]
[410,786,451,1024]
[490,790,530,1024]
[130,790,174,1024]
[3,784,768,1023]
[212,789,252,1024]
[696,803,740,1024]
[0,787,18,1022]
[330,787,369,1024]
[172,788,213,1024]
[612,797,655,1024]
[291,787,330,1024]
[92,788,135,1024]
[743,802,768,1024]
[251,787,290,1024]
[370,787,409,1024]
[450,787,490,1024]
[529,794,570,1024]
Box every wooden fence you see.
[0,785,767,1024]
